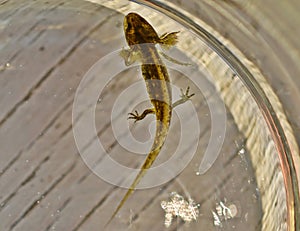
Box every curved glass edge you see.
[132,0,300,230]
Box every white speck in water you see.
[37,200,40,204]
[244,212,248,222]
[228,204,238,217]
[196,171,200,176]
[255,188,260,195]
[25,159,29,163]
[5,62,10,67]
[252,193,258,200]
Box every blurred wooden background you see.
[0,0,299,230]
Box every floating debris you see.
[212,200,238,227]
[161,192,200,228]
[0,62,12,71]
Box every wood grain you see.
[2,0,296,230]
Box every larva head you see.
[124,13,159,46]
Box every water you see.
[0,0,298,230]
[81,1,264,230]
[88,1,298,230]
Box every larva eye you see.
[124,17,131,31]
[126,22,132,31]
